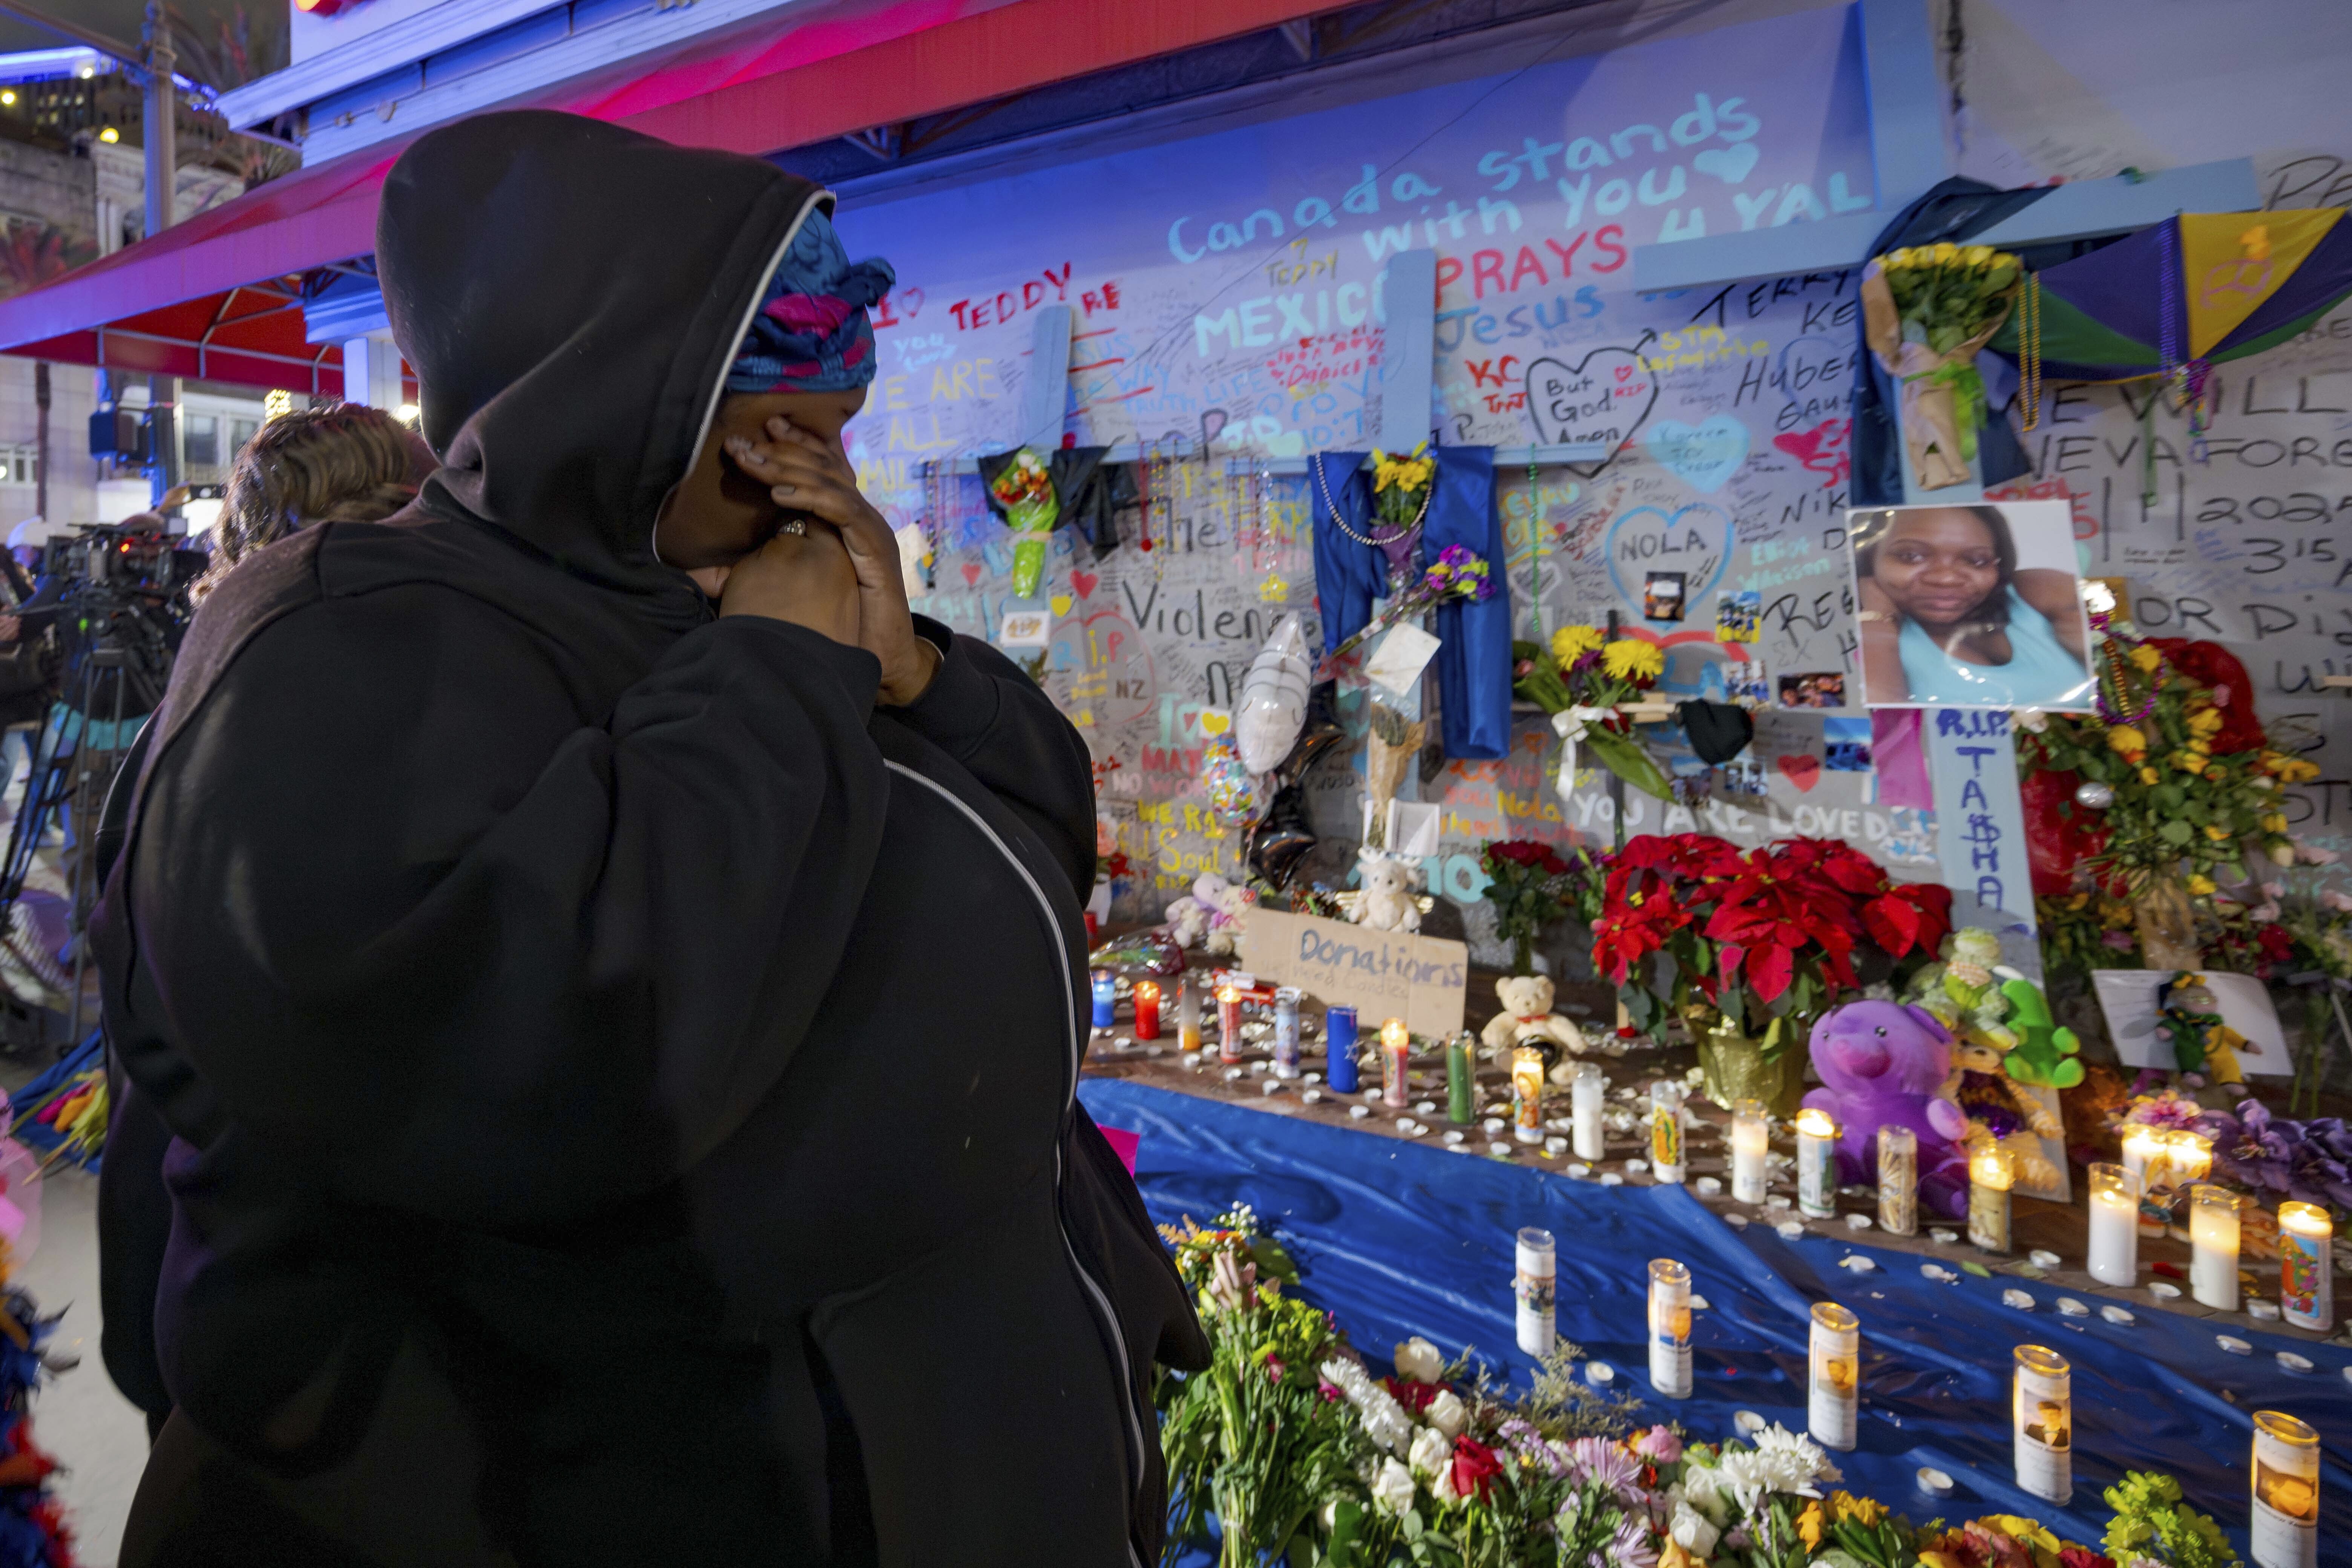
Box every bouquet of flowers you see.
[1512,626,1673,802]
[1861,243,2022,488]
[1323,545,1495,672]
[1478,839,1599,975]
[986,446,1061,597]
[1371,442,1437,535]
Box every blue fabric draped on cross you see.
[1309,447,1512,760]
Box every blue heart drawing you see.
[1644,416,1750,492]
[1603,502,1732,615]
[1693,143,1759,184]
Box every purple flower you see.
[1567,1438,1645,1503]
[1604,1515,1659,1568]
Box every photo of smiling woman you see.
[1848,501,2096,709]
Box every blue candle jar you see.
[1090,970,1117,1030]
[1325,1004,1359,1094]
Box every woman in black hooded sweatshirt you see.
[94,109,1203,1568]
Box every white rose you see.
[1371,1457,1418,1517]
[1393,1337,1446,1384]
[1408,1425,1452,1479]
[1670,1501,1721,1557]
[1424,1389,1467,1440]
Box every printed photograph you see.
[1644,570,1687,622]
[1715,589,1760,642]
[1846,501,2094,709]
[1723,657,1770,709]
[1779,671,1844,709]
[1823,716,1873,771]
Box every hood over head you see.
[378,109,831,610]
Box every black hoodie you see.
[94,110,1203,1568]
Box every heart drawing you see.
[1772,419,1852,490]
[961,561,984,586]
[1644,416,1750,493]
[1069,570,1099,600]
[1693,143,1759,184]
[1522,331,1659,477]
[1775,754,1822,792]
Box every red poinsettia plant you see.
[1593,833,1953,1053]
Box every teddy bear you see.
[1480,973,1587,1062]
[1902,929,2065,1192]
[1940,1036,2065,1194]
[1802,999,1972,1217]
[1164,871,1256,956]
[1351,848,1421,934]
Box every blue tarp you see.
[1083,1079,2352,1561]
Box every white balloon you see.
[1235,613,1311,774]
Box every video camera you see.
[39,522,207,597]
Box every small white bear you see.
[1351,848,1421,933]
[1165,871,1256,956]
[1479,972,1585,1059]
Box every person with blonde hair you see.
[192,402,435,601]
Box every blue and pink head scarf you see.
[726,206,896,395]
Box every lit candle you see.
[1512,1046,1546,1144]
[1325,1005,1359,1094]
[1516,1227,1556,1356]
[1217,984,1243,1064]
[1795,1108,1839,1219]
[1969,1144,2014,1254]
[1272,987,1302,1078]
[2161,1130,2212,1240]
[1648,1258,1692,1399]
[1649,1079,1687,1183]
[2086,1162,2139,1288]
[1808,1301,1859,1452]
[1380,1018,1411,1108]
[1571,1062,1605,1162]
[2250,1409,2320,1568]
[2012,1344,2072,1505]
[1132,980,1162,1041]
[2189,1183,2245,1312]
[2278,1200,2334,1333]
[1730,1099,1770,1205]
[1877,1124,1918,1237]
[2121,1124,2166,1238]
[1446,1032,1476,1125]
[1090,970,1117,1030]
[1177,976,1202,1054]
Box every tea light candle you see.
[1090,970,1117,1030]
[1808,1301,1860,1452]
[1648,1079,1687,1183]
[1177,977,1202,1054]
[1325,1005,1359,1094]
[1730,1100,1770,1205]
[2189,1183,2246,1312]
[1216,984,1243,1064]
[2012,1344,2072,1505]
[1648,1258,1693,1399]
[1512,1046,1546,1144]
[1381,1018,1412,1108]
[1272,987,1302,1078]
[1969,1144,2015,1254]
[1132,979,1162,1041]
[2250,1409,2320,1568]
[1571,1062,1605,1161]
[1877,1124,1918,1237]
[2278,1200,2334,1333]
[2087,1163,2140,1287]
[1446,1032,1476,1125]
[1795,1108,1839,1219]
[1516,1227,1557,1356]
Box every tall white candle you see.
[2121,1124,2168,1238]
[1795,1108,1838,1219]
[1808,1301,1859,1452]
[2279,1201,2334,1333]
[1730,1099,1769,1205]
[1649,1079,1687,1183]
[1571,1062,1605,1162]
[2251,1409,2320,1568]
[2012,1344,2072,1505]
[1647,1258,1692,1399]
[1512,1047,1546,1145]
[1515,1228,1557,1356]
[2086,1162,2139,1288]
[2189,1183,2245,1312]
[1969,1144,2014,1254]
[1877,1124,1917,1236]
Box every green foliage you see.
[2101,1471,2243,1568]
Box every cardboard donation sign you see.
[1238,908,1469,1038]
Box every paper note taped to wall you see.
[1238,907,1468,1038]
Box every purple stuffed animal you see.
[1803,999,1972,1218]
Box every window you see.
[0,447,38,486]
[183,414,218,470]
[230,417,258,456]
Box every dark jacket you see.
[92,109,1203,1568]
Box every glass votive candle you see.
[1730,1099,1770,1205]
[1131,979,1161,1040]
[1571,1061,1605,1161]
[1877,1124,1918,1236]
[1446,1031,1476,1125]
[1177,976,1202,1053]
[2278,1200,2334,1333]
[1380,1018,1412,1108]
[2086,1163,2140,1288]
[1090,970,1117,1030]
[2189,1184,2246,1312]
[1515,1227,1557,1356]
[1794,1107,1839,1218]
[1511,1046,1546,1143]
[1272,987,1302,1078]
[2251,1409,2320,1568]
[1808,1301,1859,1452]
[1647,1258,1692,1399]
[1216,984,1243,1063]
[2013,1345,2072,1504]
[1649,1079,1687,1182]
[1969,1143,2015,1254]
[1325,1005,1358,1093]
[2165,1128,2214,1185]
[2119,1122,2166,1184]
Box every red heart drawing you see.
[1771,418,1852,490]
[961,562,983,586]
[1776,754,1822,792]
[1070,570,1099,599]
[898,286,925,319]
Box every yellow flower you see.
[2188,738,2211,756]
[1931,241,1959,264]
[2187,874,2218,896]
[1551,625,1604,662]
[1602,639,1665,682]
[1964,245,1995,267]
[1980,1514,2064,1560]
[1829,1491,1888,1528]
[2205,824,2231,841]
[1796,1501,1825,1550]
[2186,707,2224,735]
[2139,766,2159,785]
[2174,750,2208,774]
[2106,725,2147,761]
[2262,813,2289,833]
[2128,644,2163,673]
[2268,753,2321,783]
[1884,248,1914,269]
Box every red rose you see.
[1449,1436,1504,1502]
[2056,1548,2114,1568]
[1383,1376,1443,1413]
